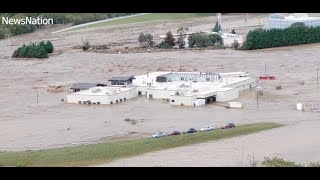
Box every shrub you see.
[188,33,222,48]
[163,31,175,46]
[241,24,320,50]
[45,41,54,53]
[231,40,240,49]
[159,42,173,49]
[82,40,90,51]
[12,42,49,59]
[138,32,154,47]
[208,34,222,46]
[261,157,302,167]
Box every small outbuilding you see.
[108,76,135,86]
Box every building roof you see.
[108,77,135,81]
[70,83,106,90]
[71,86,135,95]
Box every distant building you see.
[266,13,320,29]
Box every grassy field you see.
[0,122,283,167]
[71,13,213,31]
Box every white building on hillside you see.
[266,13,320,29]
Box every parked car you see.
[200,126,214,132]
[152,132,167,138]
[169,131,181,136]
[185,128,197,134]
[222,123,236,129]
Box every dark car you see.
[222,123,236,129]
[185,128,197,134]
[169,131,181,136]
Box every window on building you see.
[116,100,118,103]
[83,101,87,104]
[124,98,126,101]
[110,101,113,104]
[120,99,122,102]
[206,78,210,81]
[181,77,184,81]
[78,101,82,104]
[97,102,100,104]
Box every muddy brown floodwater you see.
[0,13,319,166]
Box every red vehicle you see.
[222,123,236,129]
[169,131,181,136]
[260,76,276,80]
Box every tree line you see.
[241,22,320,50]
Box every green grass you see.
[71,13,212,31]
[0,122,283,167]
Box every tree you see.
[45,41,54,53]
[138,32,146,44]
[164,31,175,46]
[159,31,176,49]
[177,33,185,49]
[138,32,154,47]
[213,21,221,32]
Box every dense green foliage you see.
[241,23,320,50]
[188,32,222,48]
[12,41,54,59]
[0,13,136,39]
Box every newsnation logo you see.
[2,17,54,25]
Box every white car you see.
[200,126,214,132]
[152,132,167,138]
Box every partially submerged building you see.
[67,71,256,106]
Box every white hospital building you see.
[67,71,256,107]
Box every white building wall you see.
[170,95,197,106]
[216,89,239,102]
[136,86,148,96]
[67,94,110,104]
[67,88,137,105]
[108,88,137,104]
[223,36,244,47]
[224,78,256,91]
[147,89,177,99]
